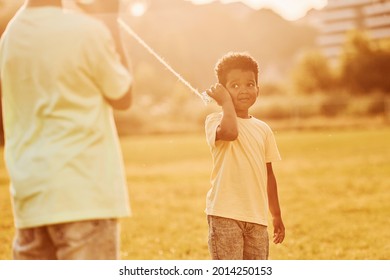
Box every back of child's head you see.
[215,52,259,86]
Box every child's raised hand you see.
[206,83,232,107]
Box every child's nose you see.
[240,86,249,93]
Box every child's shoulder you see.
[249,116,274,131]
[250,115,267,125]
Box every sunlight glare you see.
[76,0,95,4]
[129,1,148,17]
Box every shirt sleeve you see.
[85,21,132,100]
[265,126,282,163]
[205,112,222,148]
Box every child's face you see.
[225,69,259,117]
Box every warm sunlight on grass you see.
[1,128,388,260]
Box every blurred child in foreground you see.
[0,0,132,259]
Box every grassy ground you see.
[0,127,389,259]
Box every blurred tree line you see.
[293,31,390,95]
[290,32,390,119]
[1,1,389,137]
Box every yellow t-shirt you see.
[0,7,132,228]
[205,112,281,226]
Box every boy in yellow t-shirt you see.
[204,52,285,260]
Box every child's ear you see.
[256,86,260,97]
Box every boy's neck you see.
[235,110,250,119]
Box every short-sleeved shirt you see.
[0,7,132,228]
[205,112,281,226]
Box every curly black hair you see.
[214,52,259,86]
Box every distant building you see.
[317,0,390,62]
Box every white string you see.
[118,18,212,105]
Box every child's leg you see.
[243,223,269,260]
[207,215,244,260]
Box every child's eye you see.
[248,83,255,87]
[232,84,239,88]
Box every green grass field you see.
[0,128,389,259]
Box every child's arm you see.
[77,0,133,110]
[206,83,238,141]
[267,162,285,244]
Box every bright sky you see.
[0,0,328,21]
[190,0,328,21]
